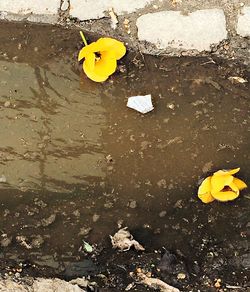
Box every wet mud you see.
[0,22,249,291]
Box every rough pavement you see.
[136,9,227,52]
[0,0,249,55]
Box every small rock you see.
[1,236,12,247]
[61,0,69,11]
[167,103,175,110]
[177,273,186,280]
[127,200,137,209]
[157,179,167,188]
[78,227,91,236]
[92,214,100,222]
[73,210,80,217]
[106,154,113,163]
[4,101,11,108]
[104,201,113,208]
[214,279,222,288]
[14,272,21,278]
[174,200,183,209]
[159,211,167,218]
[0,174,7,183]
[41,214,56,227]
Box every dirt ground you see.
[0,22,249,291]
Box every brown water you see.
[0,22,249,290]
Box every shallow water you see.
[0,22,249,289]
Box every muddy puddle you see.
[0,22,249,291]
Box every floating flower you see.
[78,32,126,82]
[198,168,247,203]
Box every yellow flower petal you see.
[198,176,212,195]
[198,177,214,203]
[213,168,240,176]
[228,168,240,175]
[96,38,126,60]
[83,62,108,82]
[198,192,215,203]
[212,190,239,202]
[78,42,98,61]
[211,174,233,195]
[233,177,247,190]
[83,51,117,82]
[94,51,117,77]
[84,52,95,72]
[228,181,239,195]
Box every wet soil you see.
[0,22,249,291]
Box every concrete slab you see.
[236,6,250,37]
[0,0,60,23]
[70,0,154,21]
[137,9,228,52]
[0,278,85,292]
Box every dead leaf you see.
[110,227,145,251]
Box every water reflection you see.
[0,60,106,192]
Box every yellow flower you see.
[78,33,126,82]
[198,168,247,203]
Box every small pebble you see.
[0,236,12,247]
[93,214,100,222]
[214,279,221,288]
[78,227,91,236]
[4,101,10,108]
[159,211,167,218]
[167,103,175,110]
[127,200,137,209]
[177,273,186,280]
[61,0,69,11]
[0,174,7,183]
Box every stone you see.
[41,214,56,227]
[4,101,11,108]
[241,253,250,269]
[0,236,12,247]
[127,200,137,208]
[33,278,85,292]
[137,9,227,52]
[0,0,60,23]
[159,211,167,218]
[92,214,100,222]
[236,7,250,37]
[61,0,69,11]
[70,0,154,21]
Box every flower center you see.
[95,52,101,61]
[221,186,233,192]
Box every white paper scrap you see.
[127,94,154,114]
